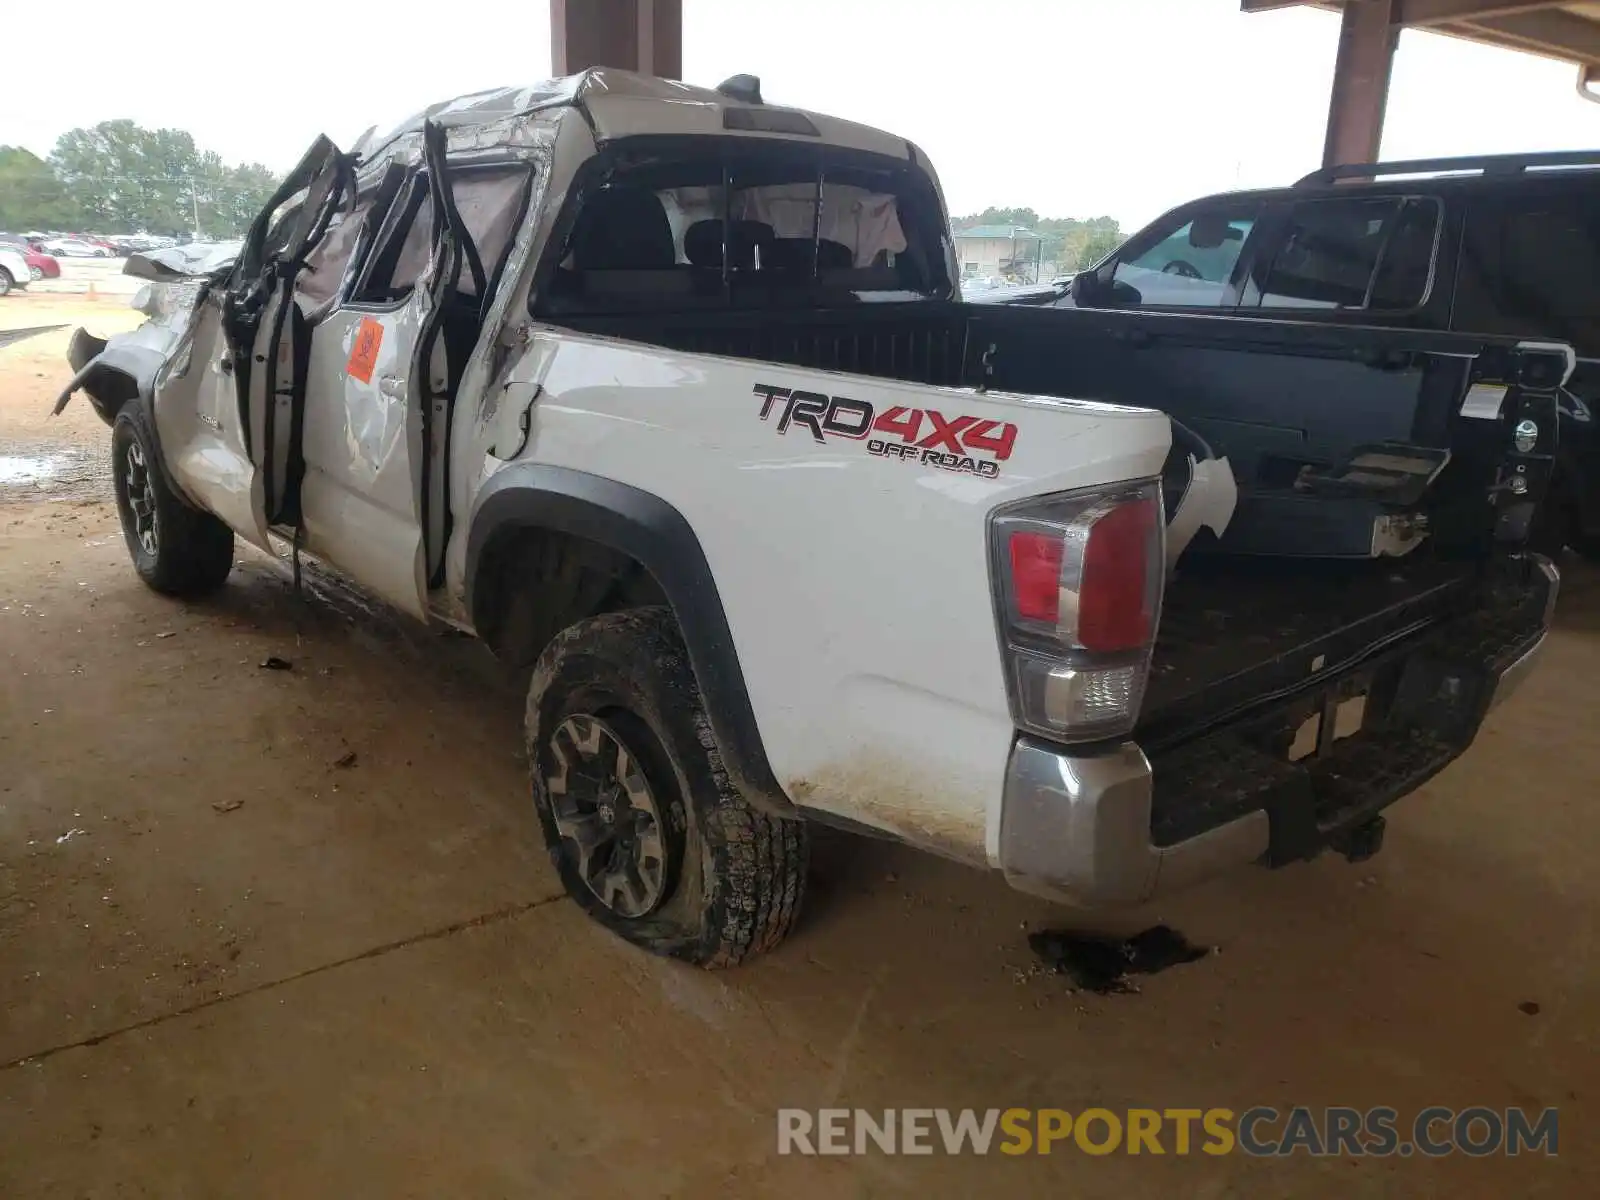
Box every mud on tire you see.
[526,606,808,967]
[112,398,235,597]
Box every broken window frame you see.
[343,160,536,311]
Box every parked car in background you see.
[0,244,31,295]
[42,237,111,258]
[963,277,1065,305]
[21,246,61,281]
[108,236,160,256]
[1008,150,1600,557]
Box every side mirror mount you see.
[1072,263,1124,307]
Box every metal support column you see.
[551,0,683,79]
[1322,0,1399,166]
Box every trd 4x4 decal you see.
[753,384,1017,479]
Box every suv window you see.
[1108,205,1258,308]
[1253,196,1438,312]
[1453,190,1600,353]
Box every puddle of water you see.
[0,447,107,501]
[0,455,66,485]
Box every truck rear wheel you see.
[526,606,808,967]
[112,399,235,597]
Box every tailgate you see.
[1138,552,1556,862]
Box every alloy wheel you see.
[546,713,673,918]
[122,439,159,556]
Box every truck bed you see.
[550,302,1557,800]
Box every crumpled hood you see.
[123,241,241,281]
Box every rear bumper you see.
[998,557,1557,910]
[1486,628,1547,712]
[1000,737,1270,908]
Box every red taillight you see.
[990,481,1163,743]
[1009,531,1063,624]
[1077,498,1157,652]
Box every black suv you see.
[1028,151,1600,557]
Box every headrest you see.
[766,237,854,273]
[684,219,775,269]
[571,187,675,270]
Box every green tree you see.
[47,121,281,237]
[0,146,77,230]
[50,120,158,232]
[955,206,1041,229]
[1074,226,1123,269]
[210,162,281,235]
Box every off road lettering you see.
[754,384,1016,476]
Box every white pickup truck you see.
[57,71,1561,966]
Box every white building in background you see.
[953,225,1045,283]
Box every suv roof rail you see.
[1295,149,1600,187]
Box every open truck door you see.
[293,120,490,618]
[235,137,353,533]
[151,137,352,555]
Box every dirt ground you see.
[1,295,1596,1197]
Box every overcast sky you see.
[3,0,1597,228]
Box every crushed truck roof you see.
[353,68,918,165]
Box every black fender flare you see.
[54,327,156,426]
[465,464,793,817]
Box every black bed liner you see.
[1144,553,1551,855]
[1140,554,1480,748]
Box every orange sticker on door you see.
[346,317,384,383]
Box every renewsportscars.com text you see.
[776,1106,1558,1157]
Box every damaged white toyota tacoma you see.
[57,71,1562,966]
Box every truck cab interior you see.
[536,139,953,312]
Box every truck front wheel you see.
[111,400,235,596]
[526,607,808,967]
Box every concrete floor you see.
[1,303,1595,1196]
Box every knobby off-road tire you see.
[112,398,235,597]
[526,606,808,967]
